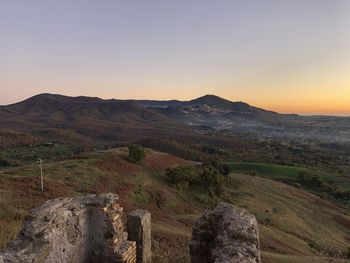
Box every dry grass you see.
[1,148,349,262]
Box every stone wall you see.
[0,194,261,263]
[126,210,152,263]
[0,193,138,263]
[190,203,261,263]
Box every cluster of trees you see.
[165,162,230,195]
[296,171,350,201]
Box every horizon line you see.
[1,92,349,117]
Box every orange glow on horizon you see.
[259,103,350,115]
[240,98,350,116]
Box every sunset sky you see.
[1,0,349,115]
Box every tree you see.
[128,144,145,164]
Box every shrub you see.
[297,171,324,188]
[199,167,223,194]
[128,144,145,164]
[203,159,231,176]
[166,165,224,195]
[165,166,196,189]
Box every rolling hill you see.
[0,147,349,262]
[136,95,350,143]
[0,94,194,144]
[0,93,349,145]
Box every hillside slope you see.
[0,94,194,144]
[0,148,349,262]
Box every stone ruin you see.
[0,193,151,263]
[190,203,261,263]
[0,194,260,263]
[126,210,151,263]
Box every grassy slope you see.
[227,161,350,193]
[225,176,350,261]
[0,148,349,262]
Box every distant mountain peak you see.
[196,94,223,99]
[190,94,231,104]
[188,94,244,111]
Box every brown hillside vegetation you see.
[0,130,40,149]
[0,148,349,263]
[0,94,194,144]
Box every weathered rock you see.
[189,203,261,263]
[0,193,137,263]
[126,210,151,263]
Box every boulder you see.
[190,203,261,263]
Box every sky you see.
[1,0,350,115]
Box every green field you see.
[226,161,312,179]
[226,161,350,193]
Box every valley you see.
[0,94,349,262]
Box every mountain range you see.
[0,93,349,144]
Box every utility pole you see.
[38,158,43,191]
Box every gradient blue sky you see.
[1,0,350,114]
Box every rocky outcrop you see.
[190,203,261,263]
[0,193,137,263]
